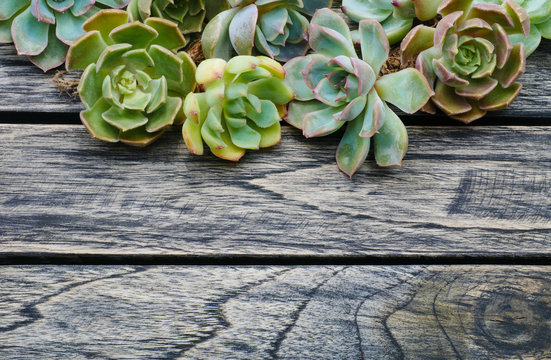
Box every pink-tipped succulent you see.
[401,0,529,123]
[66,9,197,146]
[474,0,551,55]
[285,8,433,177]
[0,0,129,71]
[182,56,293,161]
[342,0,443,44]
[127,0,230,40]
[202,0,333,62]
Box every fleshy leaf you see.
[336,115,370,178]
[373,105,407,167]
[375,69,433,113]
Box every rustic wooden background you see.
[1,27,550,360]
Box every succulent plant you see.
[0,0,129,71]
[401,0,529,123]
[284,8,433,177]
[66,9,196,146]
[182,55,293,161]
[473,0,551,55]
[202,0,333,62]
[342,0,443,44]
[127,0,230,40]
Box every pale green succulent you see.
[342,0,443,44]
[202,0,333,62]
[127,0,230,40]
[401,0,528,122]
[182,56,293,161]
[0,0,129,71]
[66,9,197,146]
[285,8,433,177]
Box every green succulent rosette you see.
[0,0,129,71]
[127,0,230,41]
[342,0,443,44]
[474,0,551,55]
[182,56,293,161]
[202,0,333,62]
[401,0,529,123]
[66,9,197,146]
[284,9,433,177]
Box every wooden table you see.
[1,38,550,359]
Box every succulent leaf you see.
[202,0,332,61]
[401,0,528,122]
[182,55,292,161]
[342,0,443,44]
[67,9,197,146]
[0,0,130,71]
[284,8,432,177]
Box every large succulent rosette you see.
[128,0,230,39]
[342,0,442,44]
[474,0,551,55]
[182,56,293,161]
[66,10,197,146]
[284,9,433,177]
[202,0,333,62]
[0,0,129,71]
[401,0,529,122]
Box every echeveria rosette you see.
[0,0,129,72]
[202,0,333,62]
[182,56,293,161]
[401,0,529,123]
[284,9,433,177]
[473,0,551,55]
[342,0,443,45]
[128,0,230,40]
[66,10,197,146]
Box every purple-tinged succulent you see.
[202,0,333,62]
[127,0,230,40]
[474,0,551,55]
[285,8,433,177]
[0,0,129,71]
[66,10,197,146]
[182,56,293,161]
[401,0,529,123]
[342,0,443,44]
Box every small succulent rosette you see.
[474,0,551,55]
[342,0,442,45]
[128,0,230,40]
[182,56,293,161]
[401,0,529,123]
[66,10,197,146]
[284,9,433,177]
[0,0,129,71]
[202,0,333,62]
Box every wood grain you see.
[0,39,550,117]
[1,124,550,257]
[1,265,550,359]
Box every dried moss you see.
[52,70,80,99]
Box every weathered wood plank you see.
[1,124,550,257]
[0,40,550,116]
[0,265,549,359]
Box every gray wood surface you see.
[0,40,550,116]
[1,124,550,257]
[0,265,549,359]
